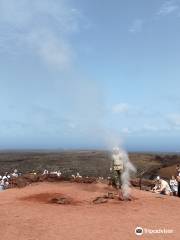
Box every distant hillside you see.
[0,151,180,179]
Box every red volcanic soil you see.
[0,182,180,240]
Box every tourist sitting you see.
[11,169,18,178]
[57,171,61,177]
[76,172,82,178]
[152,176,172,195]
[152,176,161,191]
[42,169,49,175]
[3,178,9,189]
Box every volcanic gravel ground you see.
[0,182,180,240]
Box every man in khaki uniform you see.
[110,147,124,189]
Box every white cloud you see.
[121,128,132,134]
[0,0,82,70]
[112,103,130,114]
[157,0,179,16]
[129,19,143,33]
[143,124,159,132]
[128,1,180,35]
[130,124,172,135]
[168,113,180,126]
[68,122,76,129]
[26,30,73,70]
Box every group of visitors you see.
[152,164,180,197]
[1,163,180,198]
[0,169,19,191]
[44,169,62,177]
[43,169,84,179]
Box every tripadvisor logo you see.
[135,227,144,236]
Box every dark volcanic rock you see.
[50,197,71,205]
[93,197,108,204]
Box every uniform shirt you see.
[112,152,124,171]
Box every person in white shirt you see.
[2,178,9,189]
[152,176,172,195]
[169,176,178,195]
[57,171,61,177]
[42,169,49,175]
[0,176,4,191]
[76,173,82,178]
[12,169,18,178]
[2,176,7,180]
[152,176,161,192]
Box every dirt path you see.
[0,182,180,240]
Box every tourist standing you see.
[176,173,180,197]
[170,176,178,196]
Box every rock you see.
[93,197,108,204]
[107,192,114,199]
[50,197,71,204]
[11,177,28,188]
[103,192,114,199]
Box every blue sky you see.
[0,0,180,151]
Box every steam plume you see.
[113,147,136,199]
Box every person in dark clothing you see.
[176,165,180,176]
[176,173,180,197]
